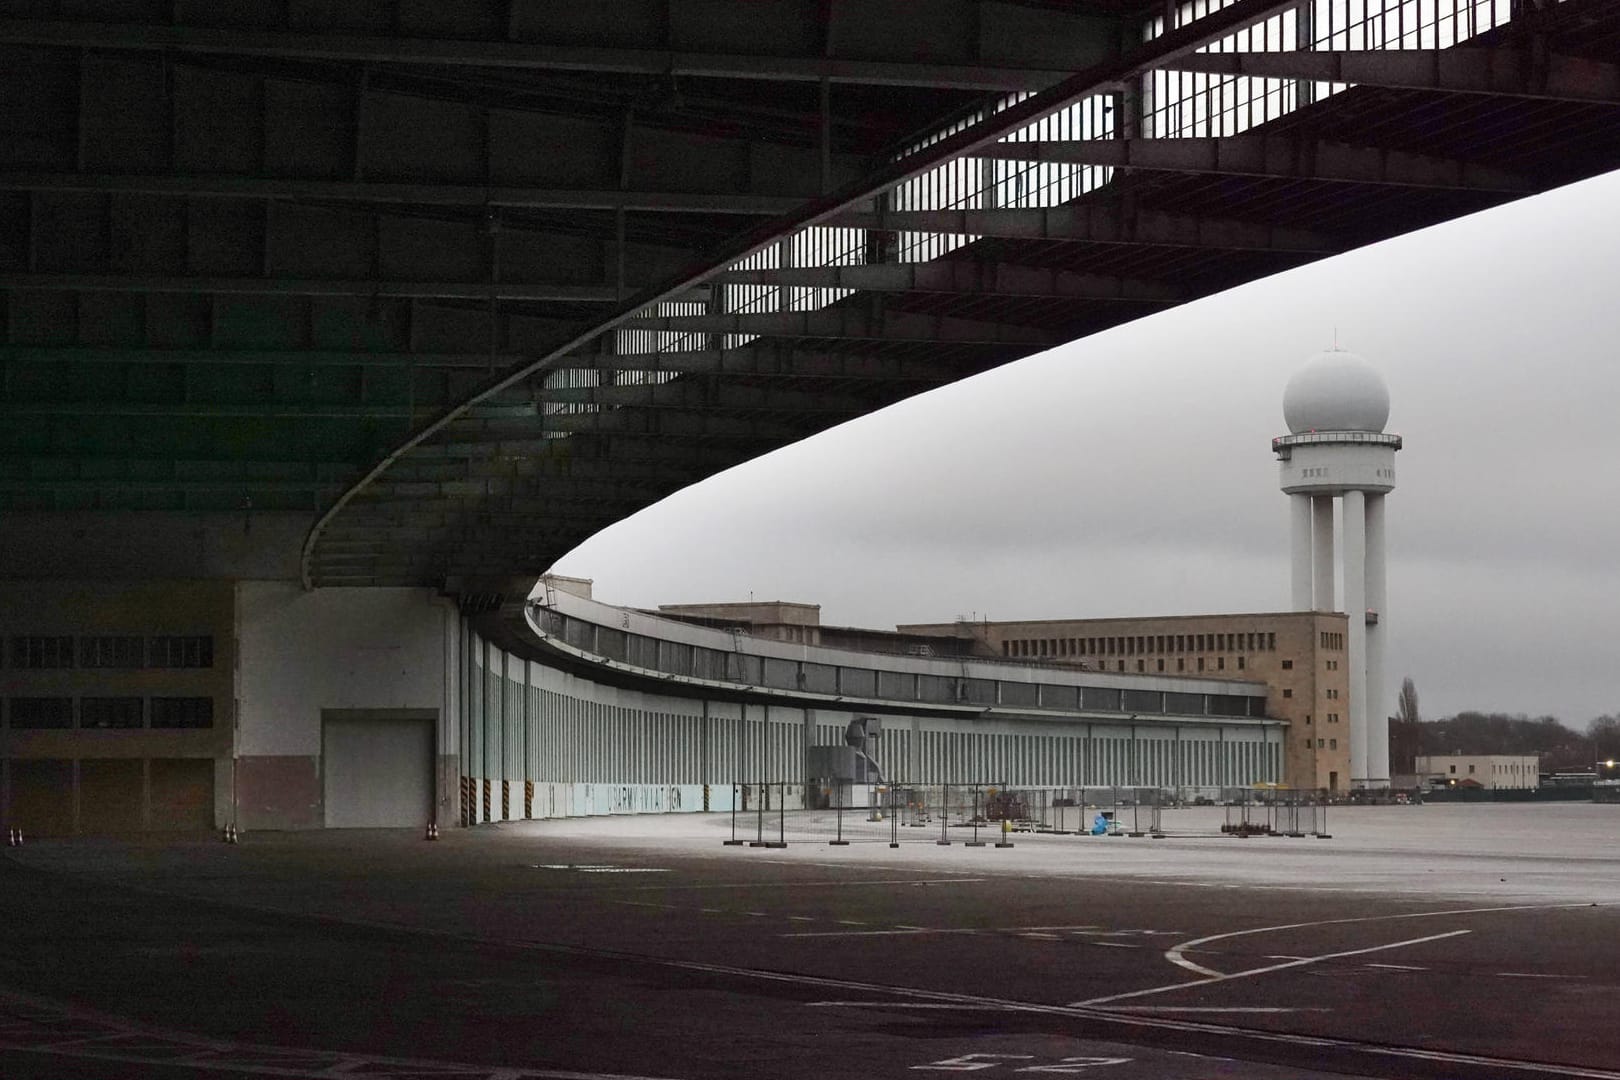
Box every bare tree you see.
[1389,676,1423,775]
[1397,677,1420,725]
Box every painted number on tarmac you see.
[912,1054,1131,1072]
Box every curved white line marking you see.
[1164,900,1593,979]
[1075,929,1470,1007]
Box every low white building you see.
[1416,754,1540,790]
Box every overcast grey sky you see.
[553,168,1620,728]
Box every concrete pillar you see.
[1312,496,1335,611]
[1342,489,1367,788]
[1290,493,1314,610]
[1365,493,1389,787]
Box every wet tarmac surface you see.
[3,804,1618,1080]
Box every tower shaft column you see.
[1290,493,1314,610]
[1365,493,1388,787]
[1312,496,1335,611]
[1342,489,1367,788]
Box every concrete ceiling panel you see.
[108,194,187,274]
[211,295,306,349]
[269,204,377,278]
[33,192,108,273]
[395,0,505,40]
[630,126,751,195]
[5,289,77,345]
[142,292,213,347]
[80,56,170,172]
[0,46,76,169]
[263,78,354,180]
[498,231,608,287]
[408,302,490,353]
[173,66,262,174]
[185,199,265,275]
[75,291,144,346]
[977,3,1123,70]
[362,92,486,184]
[830,0,974,63]
[488,111,616,189]
[508,0,667,48]
[377,215,483,282]
[0,192,25,269]
[309,297,412,352]
[669,0,820,55]
[503,312,582,354]
[287,0,394,33]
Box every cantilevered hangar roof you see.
[2,0,1617,592]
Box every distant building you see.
[1415,754,1540,790]
[901,612,1351,793]
[654,602,1348,793]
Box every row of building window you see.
[1307,737,1339,750]
[7,635,214,670]
[1319,632,1344,650]
[1002,630,1279,660]
[1097,655,1249,675]
[1,696,215,729]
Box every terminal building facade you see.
[1,563,1294,835]
[898,612,1353,794]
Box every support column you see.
[1342,489,1368,788]
[1312,496,1336,611]
[1290,493,1314,610]
[1365,493,1389,787]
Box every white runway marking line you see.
[1496,972,1585,979]
[782,923,1107,940]
[1073,930,1473,1007]
[1163,900,1598,980]
[625,877,987,891]
[1102,1006,1327,1014]
[1365,963,1426,971]
[1090,942,1140,949]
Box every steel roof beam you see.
[562,346,977,382]
[0,172,804,215]
[619,308,1053,345]
[1166,47,1620,105]
[0,17,1086,92]
[0,347,521,369]
[0,274,636,303]
[464,410,819,440]
[4,402,415,419]
[827,205,1343,253]
[549,380,875,413]
[715,262,1184,303]
[0,478,343,494]
[977,136,1536,193]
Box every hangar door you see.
[322,710,435,828]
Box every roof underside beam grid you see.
[301,0,1444,585]
[0,16,1117,92]
[546,379,876,413]
[826,206,1344,253]
[560,345,990,381]
[0,275,631,303]
[1166,47,1620,104]
[617,308,1054,345]
[713,262,1184,303]
[977,136,1536,192]
[0,173,807,215]
[0,347,528,369]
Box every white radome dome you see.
[1282,349,1390,434]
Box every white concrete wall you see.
[237,583,457,756]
